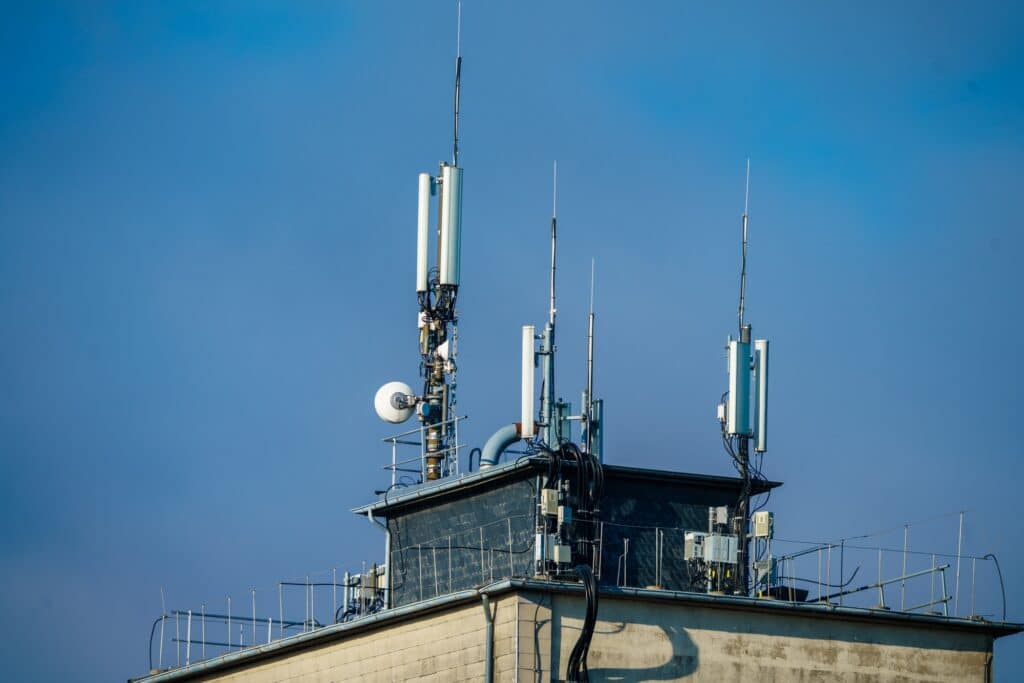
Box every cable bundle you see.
[566,564,599,682]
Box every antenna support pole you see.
[736,323,752,595]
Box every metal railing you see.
[382,415,467,486]
[149,514,1008,674]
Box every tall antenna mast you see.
[376,0,466,482]
[540,161,558,445]
[452,1,462,166]
[738,157,750,332]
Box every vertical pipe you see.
[267,618,272,644]
[251,588,256,644]
[185,610,192,666]
[278,584,283,639]
[201,603,205,660]
[332,568,337,623]
[955,511,964,616]
[227,597,231,651]
[176,611,180,667]
[481,594,494,683]
[480,527,485,582]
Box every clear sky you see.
[1,2,1022,681]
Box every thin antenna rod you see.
[738,158,750,332]
[452,1,462,166]
[550,160,557,327]
[585,258,596,447]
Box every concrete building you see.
[135,577,1018,682]
[135,462,1022,682]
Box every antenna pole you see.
[550,161,557,328]
[452,1,462,166]
[541,161,557,445]
[584,258,596,452]
[738,158,750,332]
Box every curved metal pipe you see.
[480,423,522,469]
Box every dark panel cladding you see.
[377,462,764,606]
[387,476,537,607]
[597,475,741,591]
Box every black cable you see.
[566,565,598,682]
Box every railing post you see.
[877,548,884,607]
[508,518,514,577]
[227,596,232,651]
[901,525,908,610]
[954,511,964,616]
[176,610,180,666]
[817,547,822,602]
[186,610,192,666]
[251,588,256,644]
[201,603,205,660]
[839,540,845,606]
[971,556,977,617]
[391,438,397,487]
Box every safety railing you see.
[148,513,1008,675]
[381,415,467,486]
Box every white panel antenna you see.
[753,339,769,452]
[416,173,433,293]
[726,338,751,437]
[521,325,535,438]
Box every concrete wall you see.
[522,591,993,682]
[192,595,520,683]
[180,590,994,683]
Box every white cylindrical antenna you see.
[416,173,432,293]
[439,165,463,286]
[521,325,536,438]
[550,161,557,327]
[753,339,769,452]
[726,327,751,437]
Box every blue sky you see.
[1,2,1022,680]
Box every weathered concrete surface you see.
[528,591,993,682]
[146,586,1002,683]
[189,595,519,683]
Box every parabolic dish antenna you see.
[374,381,416,424]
